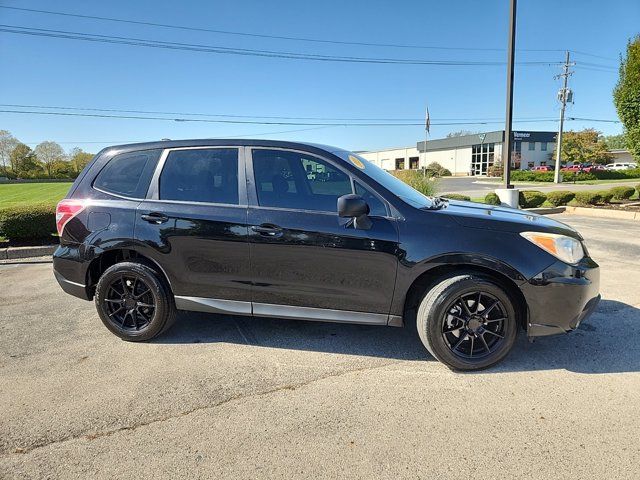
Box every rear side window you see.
[159,148,239,204]
[94,149,161,198]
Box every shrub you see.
[442,193,471,201]
[598,190,614,203]
[545,191,575,206]
[518,190,547,208]
[609,185,636,200]
[487,160,503,177]
[484,192,501,205]
[510,170,555,182]
[0,204,56,240]
[637,184,640,198]
[391,170,437,197]
[425,162,452,177]
[574,191,603,206]
[509,168,640,182]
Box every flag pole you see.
[424,105,430,177]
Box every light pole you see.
[496,0,520,208]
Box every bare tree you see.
[0,130,18,174]
[34,141,65,178]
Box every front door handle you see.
[141,212,169,224]
[251,224,283,237]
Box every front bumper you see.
[520,257,600,337]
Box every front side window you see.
[252,149,352,212]
[333,150,435,209]
[159,148,239,204]
[355,181,387,217]
[94,149,161,198]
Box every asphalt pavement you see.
[1,214,639,479]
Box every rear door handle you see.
[141,212,169,224]
[251,224,283,237]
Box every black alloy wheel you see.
[441,291,507,360]
[103,274,156,332]
[416,274,518,371]
[95,261,176,341]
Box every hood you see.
[438,200,582,239]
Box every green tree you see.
[0,130,19,176]
[560,129,613,165]
[52,160,76,178]
[68,147,94,175]
[614,35,640,161]
[34,141,65,178]
[9,143,41,177]
[604,133,627,149]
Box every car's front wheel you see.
[95,261,176,341]
[417,274,518,371]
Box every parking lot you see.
[1,213,639,479]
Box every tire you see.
[94,261,176,341]
[416,274,518,371]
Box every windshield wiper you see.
[423,196,448,210]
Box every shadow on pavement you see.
[154,299,639,373]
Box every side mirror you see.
[337,194,372,230]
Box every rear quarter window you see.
[93,149,162,198]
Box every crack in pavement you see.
[2,360,402,458]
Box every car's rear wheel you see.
[417,274,518,371]
[95,261,176,341]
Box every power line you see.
[574,66,618,74]
[0,103,558,123]
[570,50,618,62]
[0,5,567,53]
[21,125,340,146]
[1,5,617,64]
[567,117,620,123]
[0,108,618,126]
[0,24,563,67]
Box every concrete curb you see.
[526,207,566,215]
[0,245,57,260]
[563,206,640,220]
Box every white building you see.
[609,149,635,164]
[358,130,557,176]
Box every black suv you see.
[54,140,600,370]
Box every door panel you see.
[136,201,251,300]
[248,209,398,313]
[246,147,400,315]
[134,147,251,302]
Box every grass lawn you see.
[0,182,73,209]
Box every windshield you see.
[334,151,436,209]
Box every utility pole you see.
[553,50,574,184]
[502,0,517,190]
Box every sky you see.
[0,0,638,154]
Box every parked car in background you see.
[53,139,600,371]
[581,163,608,174]
[605,163,635,170]
[530,166,554,172]
[560,164,584,173]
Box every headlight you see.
[520,231,584,264]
